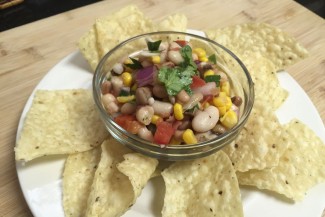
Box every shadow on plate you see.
[16,154,67,168]
[149,176,165,217]
[68,51,93,72]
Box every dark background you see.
[0,0,324,32]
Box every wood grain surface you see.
[0,0,324,216]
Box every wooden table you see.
[1,0,324,216]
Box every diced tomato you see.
[175,40,188,47]
[190,76,206,89]
[154,121,175,144]
[115,114,134,127]
[125,121,143,134]
[115,114,143,134]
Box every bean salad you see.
[101,39,242,145]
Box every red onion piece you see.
[136,65,156,87]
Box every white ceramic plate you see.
[16,32,325,217]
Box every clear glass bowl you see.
[93,31,254,161]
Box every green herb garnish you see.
[118,89,130,97]
[125,57,143,69]
[204,75,221,86]
[147,40,162,52]
[179,45,197,70]
[158,45,198,96]
[208,54,217,64]
[158,67,195,96]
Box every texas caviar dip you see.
[101,39,243,145]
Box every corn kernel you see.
[199,56,208,62]
[193,48,206,58]
[203,69,215,78]
[221,81,230,96]
[152,55,161,64]
[219,92,227,97]
[218,106,227,116]
[213,92,232,114]
[212,92,228,107]
[121,72,132,87]
[220,110,238,129]
[225,96,232,110]
[116,95,135,103]
[151,115,163,125]
[173,103,184,120]
[182,129,198,144]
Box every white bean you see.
[138,127,154,142]
[159,42,169,62]
[102,93,119,114]
[136,87,152,105]
[169,42,181,50]
[148,97,155,105]
[102,93,116,105]
[168,50,184,65]
[176,90,190,103]
[106,102,119,114]
[111,76,123,96]
[101,81,112,95]
[152,100,173,118]
[136,106,154,125]
[192,106,219,133]
[120,103,137,114]
[112,63,124,74]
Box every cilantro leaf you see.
[179,45,197,70]
[125,57,143,69]
[119,89,130,96]
[208,54,217,64]
[204,75,221,86]
[158,45,200,95]
[158,67,193,96]
[147,40,162,52]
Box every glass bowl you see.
[93,31,254,161]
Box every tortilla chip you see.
[63,147,101,217]
[117,153,158,197]
[15,89,108,162]
[247,57,288,110]
[161,151,243,217]
[237,120,325,201]
[156,14,188,32]
[95,5,154,58]
[205,23,309,70]
[78,26,100,71]
[222,100,289,172]
[85,138,132,216]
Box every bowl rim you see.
[93,30,254,151]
